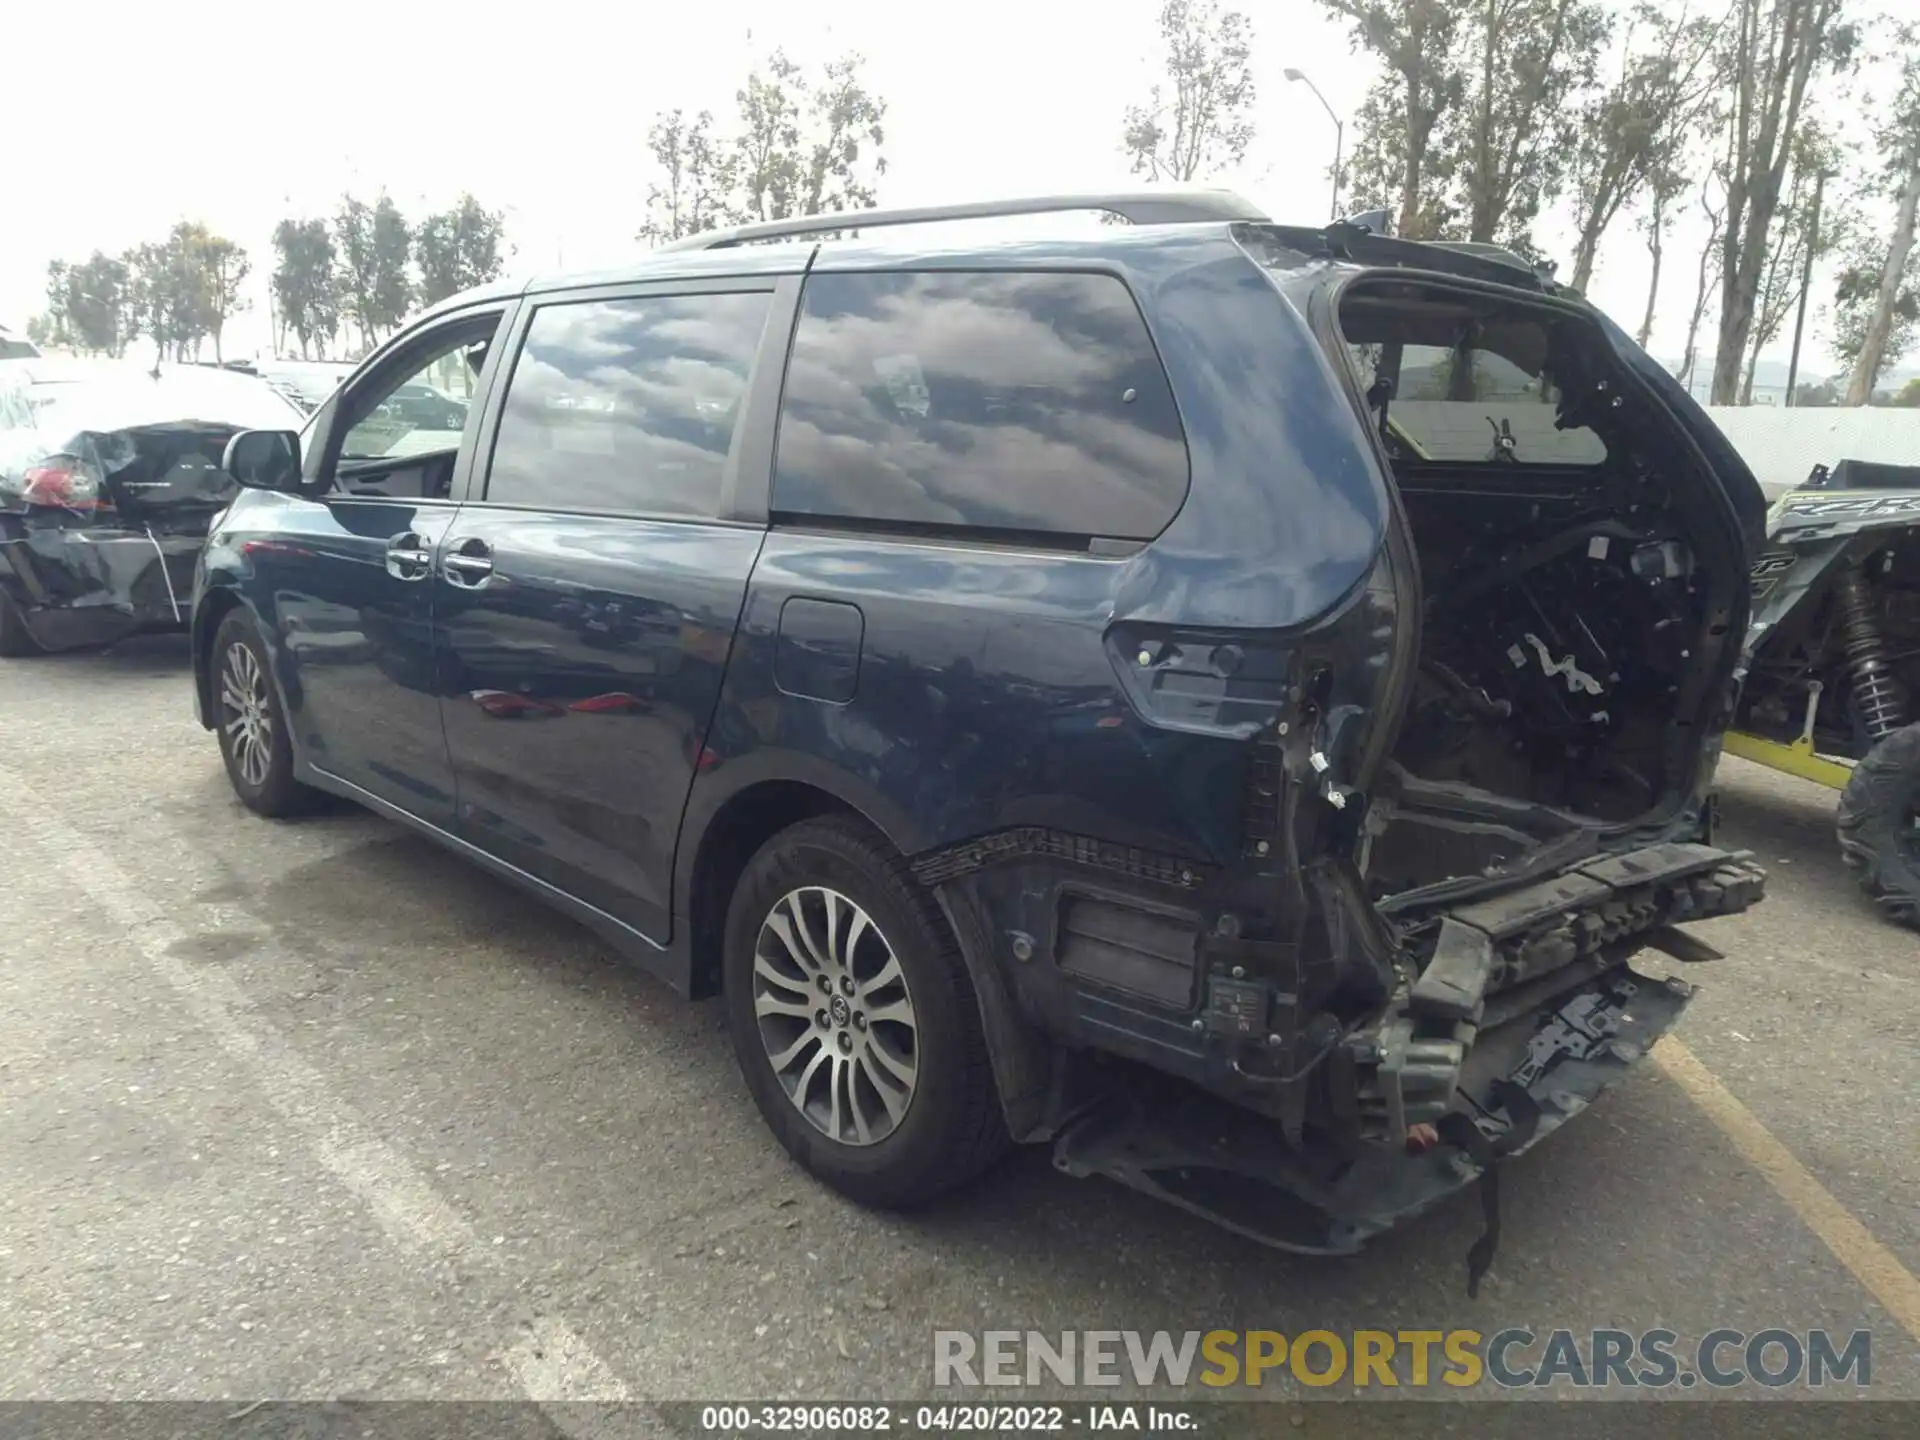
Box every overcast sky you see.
[4,0,1906,375]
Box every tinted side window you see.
[772,271,1189,540]
[485,291,773,517]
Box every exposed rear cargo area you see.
[1333,275,1748,908]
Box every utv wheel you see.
[722,815,1010,1207]
[0,594,41,657]
[213,610,314,818]
[1836,721,1920,931]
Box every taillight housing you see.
[19,455,107,513]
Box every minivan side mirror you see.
[223,430,302,491]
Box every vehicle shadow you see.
[1709,758,1916,953]
[1713,758,1855,879]
[238,820,1769,1356]
[25,632,195,678]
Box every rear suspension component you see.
[1834,559,1907,741]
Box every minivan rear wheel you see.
[722,815,1009,1207]
[213,609,314,818]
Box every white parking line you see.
[503,1316,633,1402]
[0,761,630,1403]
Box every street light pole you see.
[1285,67,1344,221]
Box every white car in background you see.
[254,359,356,415]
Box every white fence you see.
[1701,406,1920,498]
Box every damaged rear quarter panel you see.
[681,231,1412,1128]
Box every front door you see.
[435,284,780,941]
[261,306,510,829]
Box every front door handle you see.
[442,536,495,589]
[385,531,433,581]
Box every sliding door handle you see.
[384,531,433,581]
[442,536,495,589]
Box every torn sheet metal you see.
[1052,965,1695,1264]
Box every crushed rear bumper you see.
[1055,961,1694,1255]
[1340,842,1764,1144]
[1052,840,1765,1263]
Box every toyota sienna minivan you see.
[191,191,1768,1284]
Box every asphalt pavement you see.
[1,635,1915,1435]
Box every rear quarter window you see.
[771,270,1189,543]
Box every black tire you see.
[211,609,315,818]
[722,814,1010,1207]
[1836,721,1920,930]
[0,593,42,657]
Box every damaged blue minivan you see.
[188,192,1769,1286]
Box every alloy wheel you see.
[751,885,919,1147]
[220,641,274,789]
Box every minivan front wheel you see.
[213,610,313,818]
[722,815,1009,1207]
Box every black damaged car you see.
[0,359,304,655]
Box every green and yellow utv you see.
[1729,459,1920,928]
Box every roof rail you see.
[656,189,1271,252]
